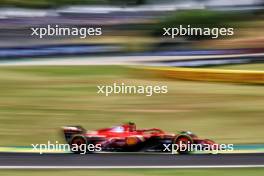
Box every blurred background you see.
[1,0,264,61]
[0,0,263,147]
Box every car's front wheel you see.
[173,135,193,154]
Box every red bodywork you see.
[62,123,218,154]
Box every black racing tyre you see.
[173,135,193,154]
[70,135,87,154]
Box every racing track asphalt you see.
[0,153,263,167]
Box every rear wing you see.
[62,126,86,143]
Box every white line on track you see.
[0,165,264,169]
[1,53,264,66]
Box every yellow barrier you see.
[142,67,264,84]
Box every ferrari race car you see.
[62,122,218,154]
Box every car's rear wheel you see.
[70,135,87,154]
[173,135,193,154]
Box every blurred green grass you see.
[207,63,264,71]
[0,66,263,146]
[0,168,264,176]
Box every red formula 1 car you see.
[62,122,218,154]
